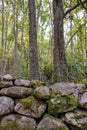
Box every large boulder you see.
[48,94,78,116]
[0,114,36,130]
[15,79,30,87]
[15,96,47,118]
[34,86,50,100]
[79,92,87,109]
[64,110,87,130]
[0,96,14,116]
[0,87,33,98]
[0,81,13,88]
[37,114,69,130]
[49,82,77,96]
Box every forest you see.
[0,0,87,84]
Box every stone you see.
[15,96,47,118]
[0,96,14,116]
[34,86,50,100]
[49,82,76,96]
[48,94,78,116]
[15,79,30,87]
[0,114,36,130]
[76,84,86,94]
[30,80,45,88]
[0,87,33,98]
[37,114,69,130]
[79,92,87,109]
[64,110,87,130]
[0,81,13,88]
[3,74,14,81]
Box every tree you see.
[53,0,87,82]
[28,0,40,80]
[53,0,67,82]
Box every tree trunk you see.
[13,0,18,77]
[28,0,39,80]
[19,0,24,76]
[0,0,5,75]
[53,0,67,82]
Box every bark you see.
[13,0,18,77]
[20,0,24,75]
[3,14,8,74]
[28,0,40,80]
[53,0,67,82]
[0,0,5,75]
[2,0,4,48]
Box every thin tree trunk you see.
[53,0,67,82]
[13,0,18,77]
[20,0,24,75]
[28,0,40,80]
[0,0,5,75]
[3,12,9,74]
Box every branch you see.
[65,23,86,48]
[64,0,87,18]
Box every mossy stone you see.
[66,94,78,107]
[48,94,78,116]
[58,126,67,130]
[21,96,35,109]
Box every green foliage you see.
[0,0,87,84]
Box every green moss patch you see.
[21,96,35,109]
[66,94,78,107]
[58,126,66,130]
[0,122,17,130]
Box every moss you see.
[50,92,57,98]
[66,94,78,107]
[30,80,45,88]
[34,90,50,100]
[0,122,17,130]
[21,96,35,109]
[58,126,66,130]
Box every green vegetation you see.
[0,0,87,83]
[58,126,66,130]
[66,94,78,107]
[21,96,35,109]
[0,122,17,130]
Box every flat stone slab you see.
[0,87,33,98]
[0,81,13,88]
[15,79,30,87]
[0,96,14,116]
[3,74,14,81]
[49,82,76,96]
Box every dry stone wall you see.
[0,74,87,130]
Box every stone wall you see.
[0,74,87,130]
